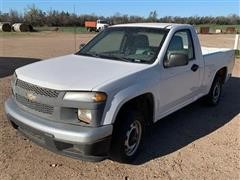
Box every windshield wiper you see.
[79,52,100,58]
[111,56,150,63]
[131,58,150,63]
[98,52,142,62]
[79,52,123,60]
[79,52,150,63]
[104,54,134,62]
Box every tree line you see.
[0,6,239,26]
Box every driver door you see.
[157,29,201,117]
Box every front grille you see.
[16,94,54,114]
[16,79,60,98]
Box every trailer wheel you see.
[110,110,145,163]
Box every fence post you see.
[234,34,239,50]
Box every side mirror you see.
[165,52,188,68]
[79,43,86,49]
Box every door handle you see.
[191,64,199,72]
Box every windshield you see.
[77,27,169,64]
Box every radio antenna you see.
[74,4,77,52]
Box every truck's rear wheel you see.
[205,76,222,105]
[110,110,145,163]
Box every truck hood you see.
[16,54,148,91]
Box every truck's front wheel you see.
[110,110,145,163]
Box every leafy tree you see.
[24,5,46,26]
[148,10,158,22]
[1,5,239,27]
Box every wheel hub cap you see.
[213,83,220,102]
[124,120,142,156]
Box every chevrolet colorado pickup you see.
[5,23,235,163]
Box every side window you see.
[164,30,195,67]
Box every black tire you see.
[110,110,145,163]
[205,76,222,106]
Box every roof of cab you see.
[112,23,191,29]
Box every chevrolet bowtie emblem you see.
[26,92,37,102]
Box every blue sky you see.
[1,0,239,17]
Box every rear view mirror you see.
[164,52,188,68]
[79,43,86,49]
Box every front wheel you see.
[205,76,222,105]
[110,110,145,163]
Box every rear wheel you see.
[205,76,222,105]
[110,110,145,163]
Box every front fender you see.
[102,82,156,125]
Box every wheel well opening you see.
[115,93,154,126]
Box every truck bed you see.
[201,46,235,89]
[201,47,233,56]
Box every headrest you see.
[133,34,149,48]
[168,35,183,50]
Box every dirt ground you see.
[0,32,239,180]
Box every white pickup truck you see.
[5,23,235,163]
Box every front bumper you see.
[5,98,113,161]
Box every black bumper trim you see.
[7,114,111,162]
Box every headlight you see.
[77,109,92,124]
[63,92,107,102]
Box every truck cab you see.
[96,19,109,31]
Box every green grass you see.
[0,31,34,37]
[0,26,94,37]
[35,26,91,33]
[59,26,88,33]
[44,25,240,34]
[1,24,239,37]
